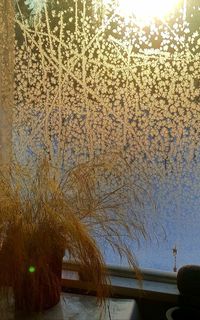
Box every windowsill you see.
[0,291,142,319]
[61,262,179,304]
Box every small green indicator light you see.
[28,266,36,273]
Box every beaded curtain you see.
[14,1,200,266]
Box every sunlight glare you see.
[107,0,180,23]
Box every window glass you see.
[14,0,200,272]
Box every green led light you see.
[28,265,36,273]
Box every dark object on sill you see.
[177,264,200,296]
[177,265,200,310]
[166,265,200,319]
[166,306,200,320]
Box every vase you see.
[13,251,63,313]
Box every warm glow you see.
[108,0,180,23]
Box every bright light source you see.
[106,0,180,24]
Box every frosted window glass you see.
[13,0,200,271]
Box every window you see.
[12,0,200,273]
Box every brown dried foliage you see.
[0,153,149,311]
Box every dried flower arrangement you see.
[0,153,150,314]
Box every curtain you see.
[0,0,14,164]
